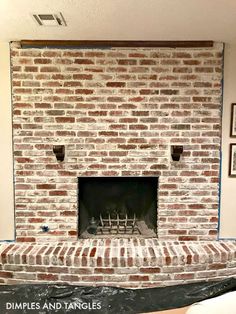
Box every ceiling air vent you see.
[32,12,66,26]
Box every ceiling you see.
[0,0,236,44]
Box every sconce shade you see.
[53,145,65,162]
[171,145,183,161]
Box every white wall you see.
[220,44,236,238]
[0,42,14,240]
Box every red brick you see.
[140,267,160,273]
[168,230,187,235]
[40,66,60,72]
[174,273,194,280]
[129,275,149,281]
[28,218,45,223]
[75,59,94,64]
[99,131,118,136]
[0,271,13,278]
[55,117,75,123]
[179,236,198,241]
[209,263,226,270]
[37,273,58,281]
[81,276,103,282]
[106,82,126,87]
[117,59,137,65]
[75,89,94,94]
[60,211,76,216]
[17,237,36,243]
[34,58,51,64]
[49,191,68,196]
[36,184,56,189]
[107,96,125,102]
[95,268,114,274]
[60,275,80,281]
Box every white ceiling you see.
[0,0,236,44]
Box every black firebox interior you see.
[78,176,158,237]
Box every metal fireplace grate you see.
[97,213,141,235]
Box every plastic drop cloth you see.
[0,277,235,313]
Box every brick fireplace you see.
[12,43,223,242]
[0,41,235,287]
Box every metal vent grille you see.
[32,12,66,26]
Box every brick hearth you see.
[0,240,235,287]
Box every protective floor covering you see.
[0,277,235,313]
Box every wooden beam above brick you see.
[20,40,214,49]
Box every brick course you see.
[11,43,223,242]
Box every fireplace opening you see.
[78,177,158,238]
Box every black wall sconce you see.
[171,145,183,161]
[53,145,65,162]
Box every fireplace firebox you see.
[78,177,158,238]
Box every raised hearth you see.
[0,240,235,288]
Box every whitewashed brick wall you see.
[11,43,223,242]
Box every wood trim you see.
[229,143,236,177]
[230,103,236,137]
[20,40,214,49]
